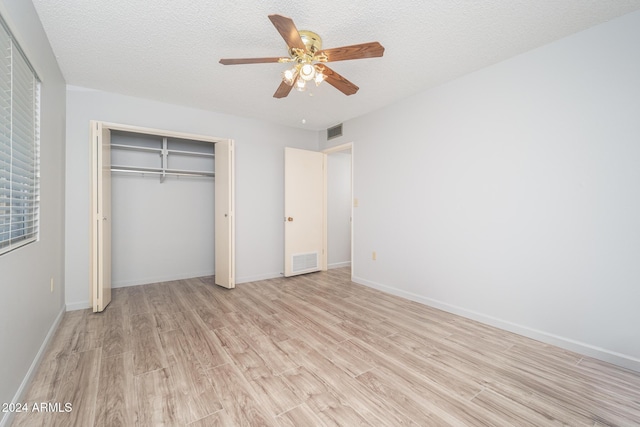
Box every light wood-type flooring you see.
[11,268,640,426]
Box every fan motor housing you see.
[290,30,322,56]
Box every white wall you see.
[323,10,640,371]
[111,174,215,287]
[327,150,351,268]
[0,0,66,422]
[65,87,319,309]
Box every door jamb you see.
[322,142,354,278]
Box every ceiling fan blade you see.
[273,81,294,98]
[219,57,284,65]
[317,42,385,62]
[322,66,359,96]
[268,14,305,51]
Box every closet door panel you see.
[214,140,235,288]
[90,121,112,312]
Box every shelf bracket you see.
[160,137,168,183]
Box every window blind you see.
[0,17,41,255]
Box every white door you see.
[284,147,326,277]
[215,140,235,288]
[90,121,112,312]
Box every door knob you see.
[287,217,294,222]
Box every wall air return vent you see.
[292,252,319,273]
[327,123,343,140]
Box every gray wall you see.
[0,0,66,420]
[65,87,319,309]
[323,10,640,371]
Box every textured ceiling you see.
[32,0,640,131]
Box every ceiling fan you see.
[219,14,385,98]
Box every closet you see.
[89,121,235,312]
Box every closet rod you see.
[111,143,162,153]
[111,167,214,178]
[167,148,215,157]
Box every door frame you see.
[322,142,354,278]
[89,121,235,311]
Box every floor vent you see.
[327,123,343,140]
[292,252,319,273]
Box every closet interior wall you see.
[110,130,216,287]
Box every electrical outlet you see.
[50,278,54,293]
[372,251,377,261]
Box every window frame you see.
[0,14,41,256]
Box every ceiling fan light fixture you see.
[314,65,326,86]
[295,77,307,91]
[299,62,316,81]
[219,14,385,98]
[282,66,298,86]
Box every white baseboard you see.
[236,272,283,284]
[66,300,90,311]
[66,271,283,311]
[67,271,219,311]
[0,305,66,427]
[352,275,640,373]
[112,270,216,288]
[328,261,351,269]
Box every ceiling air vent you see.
[327,123,343,140]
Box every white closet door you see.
[215,140,235,288]
[90,121,112,312]
[284,147,326,277]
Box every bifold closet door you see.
[215,139,235,288]
[90,121,112,312]
[90,121,235,300]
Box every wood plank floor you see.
[11,268,640,426]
